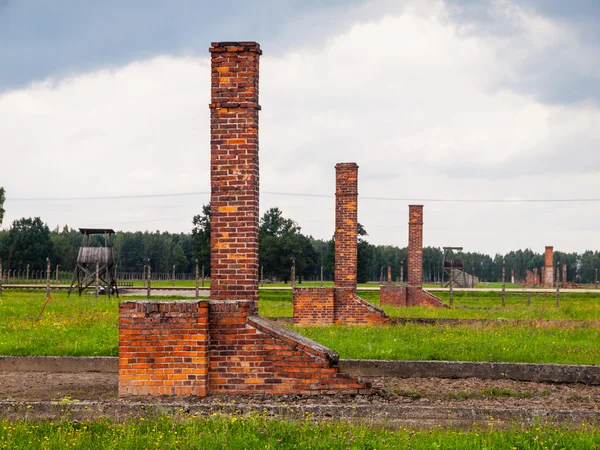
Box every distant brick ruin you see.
[543,246,554,288]
[380,206,446,308]
[119,42,366,397]
[292,163,389,326]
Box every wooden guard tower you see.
[442,246,467,288]
[68,228,118,297]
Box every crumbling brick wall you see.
[293,163,388,326]
[119,41,366,397]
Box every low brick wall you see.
[380,285,406,307]
[119,301,209,397]
[334,289,389,325]
[380,285,446,308]
[293,288,389,326]
[119,300,366,397]
[407,287,447,308]
[293,287,335,325]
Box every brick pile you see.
[119,41,366,397]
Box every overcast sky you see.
[1,0,599,255]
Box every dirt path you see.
[2,371,599,412]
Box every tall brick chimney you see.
[380,204,445,308]
[209,42,261,309]
[293,162,389,325]
[334,163,358,290]
[543,246,554,288]
[407,205,424,288]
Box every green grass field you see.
[292,322,600,364]
[1,289,599,364]
[0,415,597,449]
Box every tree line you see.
[0,207,599,284]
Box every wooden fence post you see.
[320,265,324,287]
[195,259,199,300]
[46,258,51,297]
[502,262,506,307]
[555,263,560,308]
[95,260,99,300]
[146,258,151,300]
[291,259,296,288]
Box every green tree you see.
[7,217,53,270]
[259,208,317,283]
[356,223,374,284]
[192,204,211,275]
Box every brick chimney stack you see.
[334,163,358,290]
[209,42,262,310]
[543,246,554,288]
[407,205,424,288]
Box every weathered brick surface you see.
[383,205,446,308]
[293,163,388,325]
[335,163,358,290]
[119,301,209,397]
[208,301,364,395]
[543,246,554,288]
[209,41,261,309]
[407,287,447,308]
[380,285,407,307]
[293,287,335,326]
[334,288,389,325]
[408,205,424,288]
[119,41,366,398]
[119,300,366,396]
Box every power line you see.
[7,192,210,201]
[7,190,600,203]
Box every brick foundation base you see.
[119,300,366,397]
[380,285,446,308]
[380,285,406,307]
[293,288,389,326]
[293,288,335,325]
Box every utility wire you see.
[7,190,600,203]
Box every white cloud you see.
[1,0,599,254]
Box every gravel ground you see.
[2,371,599,412]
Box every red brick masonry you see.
[209,41,261,308]
[293,163,389,326]
[119,300,366,396]
[380,205,446,309]
[543,246,554,288]
[119,41,366,397]
[293,287,390,326]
